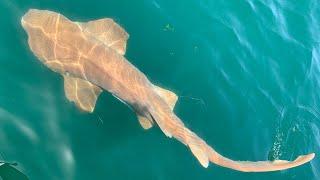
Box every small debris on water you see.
[163,24,174,32]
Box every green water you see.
[0,0,319,179]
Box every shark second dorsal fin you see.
[136,85,177,130]
[153,85,178,110]
[80,18,129,55]
[63,75,102,113]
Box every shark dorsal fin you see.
[136,85,177,130]
[63,75,102,112]
[80,18,129,55]
[153,85,178,110]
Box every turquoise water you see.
[0,0,319,179]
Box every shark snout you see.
[21,9,35,30]
[21,17,27,30]
[21,9,48,30]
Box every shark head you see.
[21,9,82,75]
[21,9,62,71]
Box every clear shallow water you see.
[0,0,319,179]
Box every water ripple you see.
[308,0,320,43]
[0,107,39,144]
[310,123,320,179]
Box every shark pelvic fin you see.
[137,115,154,130]
[80,18,129,55]
[153,85,178,110]
[189,141,209,168]
[63,75,102,113]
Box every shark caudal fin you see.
[148,93,315,172]
[188,128,315,172]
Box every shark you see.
[21,9,315,172]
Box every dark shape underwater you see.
[0,162,28,180]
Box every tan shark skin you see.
[21,9,315,172]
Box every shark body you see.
[21,9,315,172]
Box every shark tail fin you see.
[184,122,315,172]
[189,130,315,172]
[150,109,315,172]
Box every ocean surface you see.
[0,0,319,179]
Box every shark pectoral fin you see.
[80,18,129,55]
[153,85,178,110]
[63,75,102,112]
[137,115,153,130]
